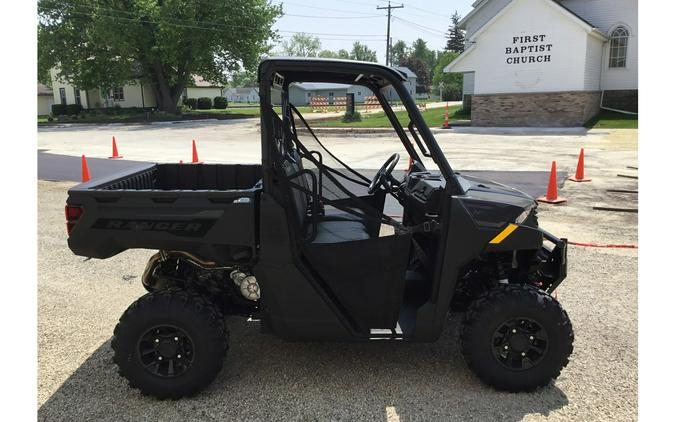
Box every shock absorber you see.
[495,255,509,284]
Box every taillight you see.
[65,205,83,235]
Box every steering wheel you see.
[368,153,400,194]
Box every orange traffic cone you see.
[443,102,449,128]
[81,155,90,183]
[537,161,567,204]
[191,140,202,164]
[109,136,123,159]
[569,148,591,182]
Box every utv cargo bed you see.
[66,163,262,264]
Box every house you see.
[383,66,418,101]
[182,76,224,102]
[289,83,352,105]
[223,87,260,103]
[38,83,54,115]
[278,66,418,106]
[49,69,225,110]
[444,0,638,126]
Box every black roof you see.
[555,1,597,30]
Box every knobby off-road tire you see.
[111,288,229,399]
[460,284,574,392]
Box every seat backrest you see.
[281,148,312,230]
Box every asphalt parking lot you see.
[38,124,637,421]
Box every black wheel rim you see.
[491,317,548,371]
[137,325,195,378]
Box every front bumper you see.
[538,230,568,293]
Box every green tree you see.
[281,33,321,57]
[337,49,351,59]
[390,40,409,66]
[404,39,436,93]
[349,42,377,62]
[399,56,430,94]
[231,69,257,87]
[318,49,350,59]
[432,51,463,100]
[38,0,281,113]
[445,11,466,53]
[410,38,436,70]
[318,50,339,59]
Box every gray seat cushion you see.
[311,220,369,244]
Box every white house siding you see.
[185,87,223,100]
[38,96,54,115]
[584,35,604,90]
[50,69,91,108]
[561,0,637,91]
[462,73,475,95]
[97,84,151,108]
[289,86,310,105]
[452,0,593,95]
[347,85,372,103]
[224,88,260,103]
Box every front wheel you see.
[111,288,229,398]
[460,284,573,392]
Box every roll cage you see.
[257,57,463,196]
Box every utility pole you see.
[377,2,404,66]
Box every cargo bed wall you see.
[67,164,262,265]
[100,163,262,191]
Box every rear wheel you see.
[460,284,573,392]
[111,288,228,398]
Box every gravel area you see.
[38,129,637,421]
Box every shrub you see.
[341,111,362,123]
[184,98,198,110]
[65,104,83,115]
[213,96,228,109]
[51,104,67,116]
[197,97,212,110]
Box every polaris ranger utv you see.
[66,58,572,398]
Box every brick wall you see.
[602,90,638,113]
[471,91,601,127]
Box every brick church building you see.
[444,0,638,126]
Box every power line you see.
[271,0,383,16]
[285,13,386,19]
[377,1,404,66]
[42,4,386,38]
[397,2,441,17]
[392,16,446,37]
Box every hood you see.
[455,173,537,229]
[457,173,534,201]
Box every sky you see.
[270,0,475,63]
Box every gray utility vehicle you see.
[66,58,572,398]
